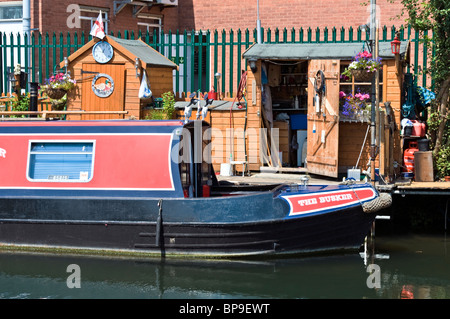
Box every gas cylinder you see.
[403,141,419,173]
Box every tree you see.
[397,0,450,177]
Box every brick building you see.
[1,0,408,96]
[0,0,405,36]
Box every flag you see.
[90,11,105,39]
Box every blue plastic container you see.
[290,114,307,130]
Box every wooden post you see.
[379,110,386,181]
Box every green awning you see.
[243,41,409,61]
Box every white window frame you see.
[137,13,162,35]
[79,6,109,34]
[0,1,23,22]
[26,140,96,183]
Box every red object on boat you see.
[202,184,210,197]
[404,141,419,173]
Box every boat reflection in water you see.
[2,235,450,299]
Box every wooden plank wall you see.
[338,59,403,178]
[67,48,138,120]
[384,59,403,166]
[338,122,371,173]
[172,64,263,174]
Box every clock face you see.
[92,41,114,64]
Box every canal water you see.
[0,233,449,299]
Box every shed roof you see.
[60,35,178,70]
[243,41,409,61]
[108,36,178,69]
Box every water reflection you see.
[0,234,449,299]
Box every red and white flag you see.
[90,11,105,39]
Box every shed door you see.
[81,63,125,120]
[306,60,340,178]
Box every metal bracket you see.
[113,0,131,16]
[113,0,153,16]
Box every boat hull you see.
[0,197,376,258]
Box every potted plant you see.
[341,51,382,82]
[40,72,76,100]
[339,91,370,121]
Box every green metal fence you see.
[0,25,433,98]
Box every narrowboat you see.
[0,119,391,258]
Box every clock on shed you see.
[92,41,114,64]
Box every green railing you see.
[0,25,433,98]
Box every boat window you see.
[27,141,95,182]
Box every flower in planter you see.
[40,73,76,93]
[339,91,370,119]
[341,51,382,80]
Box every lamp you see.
[8,72,16,85]
[249,59,257,73]
[214,72,221,100]
[391,33,401,55]
[8,72,18,93]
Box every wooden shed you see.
[59,35,178,120]
[233,41,410,180]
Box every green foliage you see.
[146,91,176,120]
[10,94,29,118]
[161,91,176,119]
[147,109,166,120]
[435,144,450,177]
[399,0,450,84]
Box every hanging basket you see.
[51,99,66,110]
[45,88,67,100]
[351,69,374,82]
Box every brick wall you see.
[23,0,179,35]
[175,0,406,32]
[0,0,406,34]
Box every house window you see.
[79,6,109,35]
[27,141,95,182]
[0,2,22,21]
[137,14,162,44]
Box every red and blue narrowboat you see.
[0,119,391,258]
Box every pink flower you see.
[339,91,346,98]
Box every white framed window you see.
[0,1,22,21]
[79,6,109,34]
[137,13,162,40]
[27,140,95,182]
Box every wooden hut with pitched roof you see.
[60,35,178,120]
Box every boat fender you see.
[156,199,163,247]
[362,192,392,214]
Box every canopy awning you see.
[243,41,409,61]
